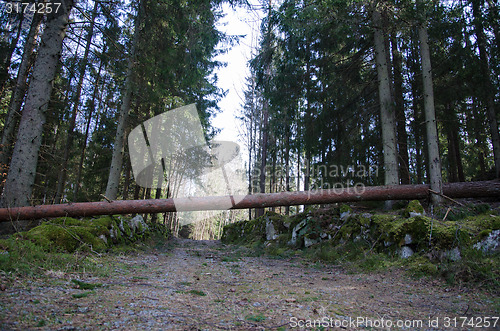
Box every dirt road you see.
[0,239,498,330]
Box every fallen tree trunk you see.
[0,180,498,222]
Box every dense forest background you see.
[0,0,498,237]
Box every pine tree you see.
[1,0,74,207]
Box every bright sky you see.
[212,2,263,145]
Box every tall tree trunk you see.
[257,0,273,217]
[472,100,488,179]
[55,0,99,203]
[0,13,43,184]
[418,24,443,205]
[0,14,23,98]
[105,1,143,200]
[472,0,500,178]
[123,161,131,201]
[0,0,74,207]
[409,28,424,184]
[73,48,106,200]
[486,0,500,52]
[391,35,410,185]
[446,127,458,183]
[258,101,269,217]
[285,123,290,216]
[372,4,399,208]
[445,104,465,182]
[248,106,253,220]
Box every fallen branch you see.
[0,180,498,222]
[428,189,466,207]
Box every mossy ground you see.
[222,201,500,291]
[0,216,170,278]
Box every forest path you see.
[1,238,497,330]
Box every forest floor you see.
[0,238,499,330]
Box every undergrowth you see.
[0,224,171,280]
[239,238,499,292]
[224,202,500,293]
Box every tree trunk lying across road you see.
[0,180,498,222]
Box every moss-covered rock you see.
[21,215,155,253]
[340,204,352,219]
[404,200,425,217]
[221,211,288,244]
[223,204,500,261]
[222,203,499,288]
[25,217,111,253]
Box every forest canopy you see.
[0,0,498,228]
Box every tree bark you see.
[419,24,443,205]
[55,0,98,203]
[0,13,43,185]
[1,180,498,221]
[0,13,23,98]
[285,123,290,216]
[372,4,399,208]
[391,35,410,185]
[257,0,273,217]
[472,0,500,178]
[472,100,488,179]
[0,0,74,208]
[409,28,424,184]
[105,1,143,199]
[486,0,500,52]
[73,47,106,200]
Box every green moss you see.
[404,200,424,217]
[72,291,94,299]
[404,255,439,277]
[120,219,133,239]
[20,215,158,253]
[71,279,102,290]
[25,218,109,253]
[340,204,352,215]
[221,221,242,243]
[221,211,289,244]
[435,204,493,222]
[188,289,206,296]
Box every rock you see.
[127,215,148,235]
[266,218,278,241]
[405,200,425,217]
[340,204,352,220]
[474,230,500,254]
[404,234,412,245]
[400,246,414,259]
[304,237,318,248]
[442,247,461,261]
[289,219,308,246]
[99,234,108,244]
